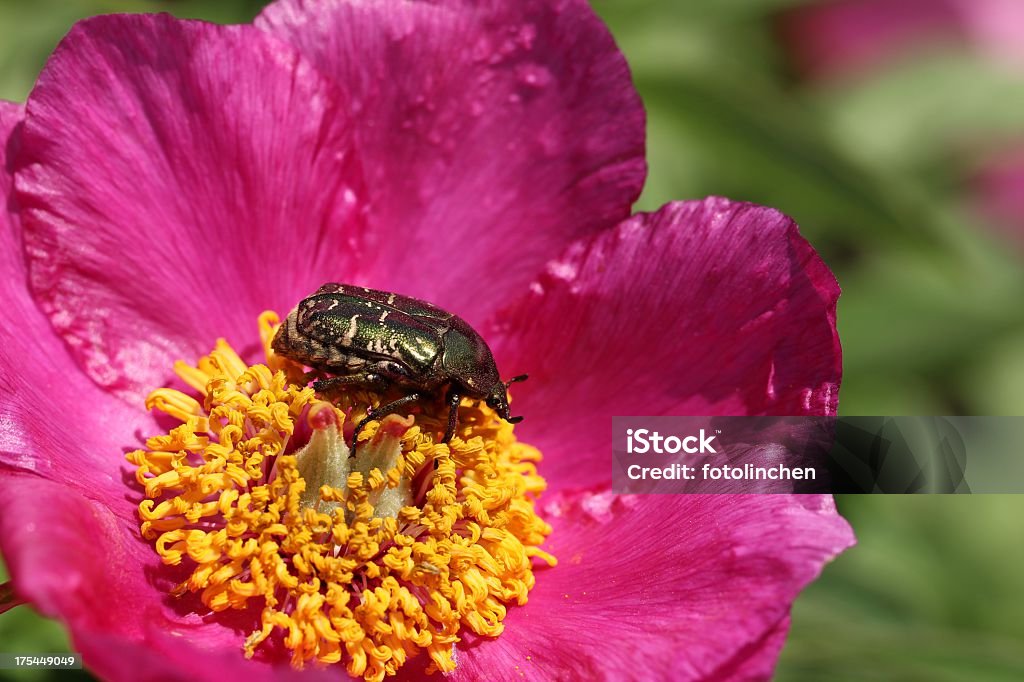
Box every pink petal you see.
[490,198,841,493]
[450,490,854,681]
[14,14,367,402]
[256,0,646,325]
[0,335,149,525]
[0,475,152,636]
[1,100,152,515]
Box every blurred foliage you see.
[1,0,1023,680]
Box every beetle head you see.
[485,375,527,424]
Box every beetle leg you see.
[351,393,422,455]
[443,388,461,444]
[434,389,462,470]
[313,372,386,393]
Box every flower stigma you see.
[126,312,556,681]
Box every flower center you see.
[127,312,555,681]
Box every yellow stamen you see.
[127,312,555,681]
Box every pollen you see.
[126,312,555,681]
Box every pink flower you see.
[0,3,853,681]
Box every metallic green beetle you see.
[272,283,526,452]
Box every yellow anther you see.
[127,313,553,680]
[145,388,204,424]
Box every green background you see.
[2,0,1024,679]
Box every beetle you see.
[272,283,527,453]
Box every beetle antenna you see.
[505,374,528,388]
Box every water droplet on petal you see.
[516,24,537,50]
[580,490,616,523]
[517,63,553,90]
[546,260,578,282]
